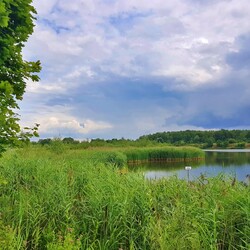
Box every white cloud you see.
[154,66,214,85]
[19,0,250,138]
[65,66,96,80]
[20,111,113,137]
[26,80,67,94]
[38,116,113,135]
[24,0,250,88]
[33,0,58,16]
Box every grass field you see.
[0,145,249,249]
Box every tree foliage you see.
[140,129,250,148]
[0,0,41,153]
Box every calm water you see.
[131,149,250,182]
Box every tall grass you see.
[124,146,204,164]
[44,142,205,166]
[0,146,249,249]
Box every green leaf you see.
[0,0,41,155]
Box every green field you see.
[0,145,249,249]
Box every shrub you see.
[104,151,127,168]
[236,142,246,149]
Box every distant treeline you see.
[36,137,158,148]
[36,129,250,149]
[139,129,250,148]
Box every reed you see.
[0,146,248,249]
[124,146,204,164]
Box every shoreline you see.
[127,157,204,165]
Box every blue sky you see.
[20,0,250,139]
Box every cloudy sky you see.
[20,0,250,139]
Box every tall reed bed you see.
[124,146,204,164]
[31,143,205,166]
[147,175,250,249]
[0,146,249,249]
[58,145,204,167]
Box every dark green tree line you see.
[139,129,250,148]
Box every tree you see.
[203,137,214,148]
[245,131,250,142]
[38,138,52,146]
[0,0,41,154]
[193,135,200,143]
[62,137,75,144]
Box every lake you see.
[130,149,250,182]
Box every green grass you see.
[51,143,205,166]
[124,146,204,164]
[0,145,249,249]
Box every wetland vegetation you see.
[1,1,249,249]
[0,143,249,249]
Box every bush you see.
[49,138,66,154]
[0,220,15,249]
[216,140,229,148]
[236,142,246,149]
[104,151,127,168]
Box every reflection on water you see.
[205,151,250,166]
[129,150,250,182]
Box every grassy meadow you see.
[0,144,249,249]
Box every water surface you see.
[130,149,250,182]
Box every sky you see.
[20,0,250,140]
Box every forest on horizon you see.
[36,129,250,149]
